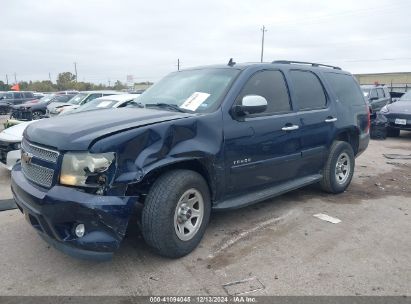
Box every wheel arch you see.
[335,127,360,155]
[126,158,216,202]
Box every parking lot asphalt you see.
[0,115,410,296]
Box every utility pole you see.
[108,79,111,87]
[260,25,267,63]
[14,73,17,83]
[5,74,8,85]
[177,59,180,71]
[73,62,78,82]
[49,72,52,82]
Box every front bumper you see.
[11,165,138,260]
[384,113,411,130]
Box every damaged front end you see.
[11,165,137,260]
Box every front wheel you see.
[141,169,211,258]
[320,141,355,194]
[32,110,44,120]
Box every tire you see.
[386,127,400,137]
[32,110,44,120]
[141,169,211,258]
[320,141,355,194]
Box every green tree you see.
[0,81,10,91]
[113,80,126,90]
[56,72,76,90]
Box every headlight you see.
[380,105,389,114]
[60,152,115,187]
[55,107,65,113]
[13,142,21,150]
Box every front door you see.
[223,69,302,196]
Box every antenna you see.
[227,58,236,67]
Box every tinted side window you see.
[23,92,33,98]
[377,88,385,98]
[14,92,23,99]
[289,70,327,110]
[238,70,291,115]
[325,72,365,106]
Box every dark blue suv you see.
[11,60,370,260]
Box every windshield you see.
[68,93,88,105]
[136,68,240,113]
[38,94,56,103]
[5,93,13,99]
[399,91,411,101]
[75,98,121,112]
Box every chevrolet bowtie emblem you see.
[21,152,33,165]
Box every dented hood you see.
[24,107,192,150]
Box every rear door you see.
[369,89,379,112]
[376,88,389,110]
[224,69,303,195]
[286,69,337,176]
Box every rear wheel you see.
[141,169,211,258]
[386,127,400,137]
[320,141,355,194]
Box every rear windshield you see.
[325,73,365,106]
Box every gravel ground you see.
[0,115,410,296]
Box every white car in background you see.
[0,121,35,170]
[60,93,141,115]
[0,94,140,170]
[47,91,123,117]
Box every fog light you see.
[75,224,85,238]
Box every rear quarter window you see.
[289,70,327,110]
[325,73,365,106]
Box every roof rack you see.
[272,60,341,70]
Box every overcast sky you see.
[1,0,411,84]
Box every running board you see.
[212,174,322,211]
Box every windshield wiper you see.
[145,103,189,113]
[129,101,145,108]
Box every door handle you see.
[281,125,299,131]
[325,117,337,123]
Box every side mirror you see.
[234,95,268,116]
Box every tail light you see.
[365,105,371,133]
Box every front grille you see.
[10,109,32,121]
[22,139,59,163]
[21,139,59,188]
[21,161,54,188]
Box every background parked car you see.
[10,93,76,121]
[0,91,37,114]
[62,94,140,115]
[361,85,390,114]
[47,91,122,116]
[0,120,35,170]
[380,90,411,137]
